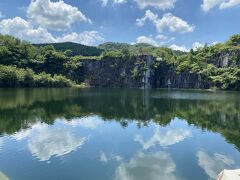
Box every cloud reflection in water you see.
[197,151,235,179]
[115,151,180,180]
[134,127,191,149]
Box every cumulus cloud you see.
[115,151,178,180]
[114,0,127,4]
[156,34,176,45]
[220,0,240,9]
[29,126,86,161]
[197,151,235,179]
[192,42,205,51]
[136,36,158,46]
[134,0,177,10]
[100,0,127,7]
[211,41,219,45]
[0,17,104,45]
[27,0,91,31]
[0,17,56,43]
[100,151,123,163]
[201,0,224,11]
[134,128,191,150]
[201,0,240,12]
[100,0,109,7]
[136,10,195,33]
[100,151,109,163]
[169,44,189,52]
[11,122,87,161]
[0,11,3,18]
[56,31,104,46]
[155,34,168,40]
[169,41,215,52]
[135,34,175,46]
[63,116,102,129]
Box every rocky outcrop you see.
[72,53,237,89]
[155,62,209,89]
[207,50,240,68]
[80,55,156,88]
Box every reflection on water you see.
[0,88,240,180]
[197,151,235,179]
[134,126,191,149]
[12,122,87,161]
[115,151,178,180]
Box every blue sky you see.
[0,0,240,51]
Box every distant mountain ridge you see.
[34,41,186,57]
[34,42,103,56]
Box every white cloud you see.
[11,127,32,141]
[192,42,205,51]
[201,0,224,11]
[135,34,175,46]
[134,128,191,150]
[100,0,109,7]
[0,11,3,18]
[63,116,103,129]
[134,0,177,10]
[197,151,235,179]
[114,155,123,161]
[169,41,216,52]
[100,0,127,7]
[27,0,91,31]
[56,31,104,46]
[155,34,168,40]
[136,10,195,33]
[114,0,127,4]
[11,122,87,161]
[220,0,240,9]
[211,41,219,45]
[100,151,108,163]
[0,17,56,43]
[115,151,178,180]
[201,0,240,12]
[100,151,123,164]
[169,44,189,52]
[0,17,104,45]
[157,35,175,45]
[136,36,158,46]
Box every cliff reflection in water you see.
[0,88,239,149]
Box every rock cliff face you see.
[207,50,240,68]
[154,62,208,89]
[74,52,238,89]
[80,55,156,88]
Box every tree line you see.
[0,34,239,89]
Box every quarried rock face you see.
[207,50,240,68]
[81,55,156,88]
[155,62,209,89]
[72,51,238,89]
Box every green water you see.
[0,88,240,180]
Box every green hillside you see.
[34,42,103,56]
[0,34,239,90]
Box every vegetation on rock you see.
[0,34,239,90]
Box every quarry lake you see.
[0,88,240,180]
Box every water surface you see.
[0,88,240,180]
